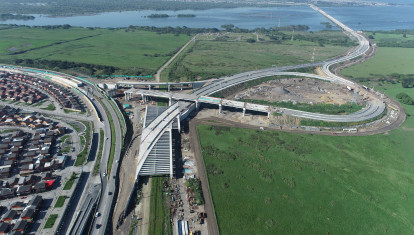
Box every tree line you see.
[12,58,153,77]
[0,0,251,16]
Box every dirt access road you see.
[154,34,198,82]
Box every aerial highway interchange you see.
[0,4,400,235]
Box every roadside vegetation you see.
[74,121,92,166]
[241,99,363,115]
[148,177,172,235]
[98,98,116,175]
[33,100,47,107]
[198,123,414,234]
[44,214,58,229]
[41,103,56,111]
[54,196,68,208]
[93,130,105,175]
[63,172,77,190]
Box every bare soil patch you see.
[230,77,364,105]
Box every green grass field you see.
[44,214,58,229]
[365,31,414,47]
[341,47,414,78]
[198,122,414,234]
[166,32,350,81]
[63,173,77,190]
[148,177,171,235]
[54,196,67,208]
[0,26,191,75]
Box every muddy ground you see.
[230,77,364,105]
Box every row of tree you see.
[12,58,153,77]
[0,0,250,16]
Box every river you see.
[1,5,414,31]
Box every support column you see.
[169,128,173,179]
[125,93,128,101]
[196,101,200,110]
[169,97,172,106]
[142,94,145,104]
[168,85,171,92]
[219,104,222,114]
[243,108,246,116]
[177,116,181,133]
[267,112,271,118]
[180,84,183,91]
[148,85,151,91]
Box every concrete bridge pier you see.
[243,108,246,116]
[180,84,183,91]
[141,94,146,104]
[267,111,271,118]
[169,97,172,106]
[148,85,152,90]
[168,85,171,92]
[177,116,181,132]
[218,104,222,114]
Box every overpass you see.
[135,103,181,179]
[124,89,272,116]
[124,70,385,122]
[115,79,215,90]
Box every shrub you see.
[396,92,414,105]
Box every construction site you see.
[230,76,364,106]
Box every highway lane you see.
[91,94,123,235]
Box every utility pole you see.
[311,47,315,63]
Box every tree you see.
[396,92,414,105]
